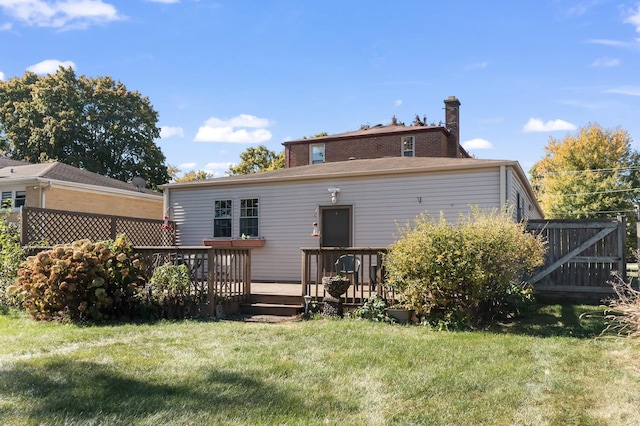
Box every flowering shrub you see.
[9,235,147,322]
[384,208,546,328]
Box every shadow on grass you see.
[0,359,323,423]
[492,302,608,338]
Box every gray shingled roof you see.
[283,124,445,145]
[0,160,160,196]
[164,156,517,189]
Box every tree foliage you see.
[530,123,639,218]
[0,67,169,189]
[175,170,214,182]
[227,145,284,175]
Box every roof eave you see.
[161,159,519,190]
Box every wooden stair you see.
[239,294,305,316]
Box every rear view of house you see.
[163,157,542,282]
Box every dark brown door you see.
[321,206,351,247]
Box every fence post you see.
[20,206,27,245]
[618,215,626,279]
[244,249,251,302]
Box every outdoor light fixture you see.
[304,295,313,314]
[328,187,340,204]
[311,222,319,237]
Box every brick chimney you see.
[444,96,461,157]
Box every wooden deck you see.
[251,282,302,296]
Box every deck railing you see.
[301,247,393,304]
[135,246,251,315]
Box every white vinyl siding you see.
[507,167,543,221]
[169,168,504,282]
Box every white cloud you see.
[204,161,234,178]
[394,99,402,107]
[194,114,273,143]
[590,57,620,67]
[624,4,640,33]
[0,22,11,30]
[605,86,640,96]
[586,38,630,48]
[178,162,197,170]
[462,138,493,150]
[27,59,75,74]
[0,71,4,81]
[523,118,577,133]
[160,126,185,139]
[0,0,124,29]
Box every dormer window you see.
[310,144,325,164]
[402,136,414,157]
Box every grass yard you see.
[1,304,639,425]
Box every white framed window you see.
[213,199,232,238]
[310,144,325,164]
[1,190,26,209]
[402,136,415,157]
[1,191,12,208]
[15,191,25,208]
[240,198,259,237]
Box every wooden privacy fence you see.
[135,246,251,316]
[20,207,175,247]
[301,247,394,304]
[526,217,626,299]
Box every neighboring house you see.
[0,159,163,222]
[162,156,543,282]
[283,96,469,168]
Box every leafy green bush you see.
[9,235,146,322]
[384,208,546,328]
[147,263,197,319]
[0,208,24,308]
[350,294,394,323]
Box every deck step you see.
[240,302,303,316]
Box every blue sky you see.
[1,0,640,179]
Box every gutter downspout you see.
[163,188,170,220]
[40,181,51,208]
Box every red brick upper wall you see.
[284,127,467,168]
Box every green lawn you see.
[1,304,639,425]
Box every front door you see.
[320,206,351,248]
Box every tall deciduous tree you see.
[227,145,284,175]
[530,123,639,218]
[0,67,169,189]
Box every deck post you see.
[207,248,216,317]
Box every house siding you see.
[507,167,543,221]
[170,168,505,282]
